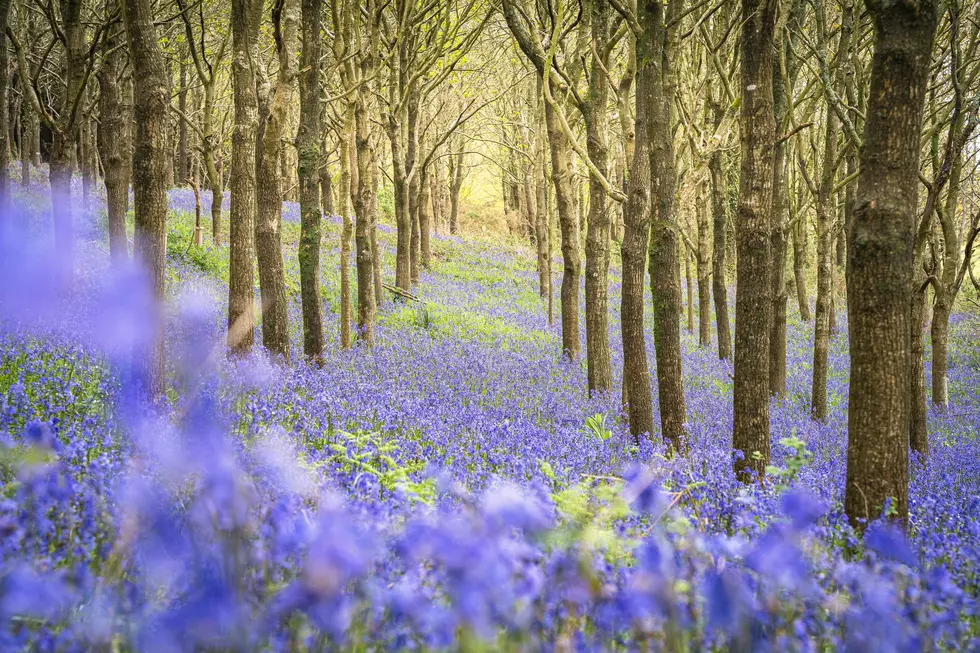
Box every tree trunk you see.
[792,217,811,320]
[583,0,614,395]
[431,158,443,235]
[338,109,354,349]
[733,0,776,481]
[845,0,936,532]
[50,135,74,280]
[228,0,261,355]
[98,0,131,264]
[812,0,854,419]
[254,11,291,362]
[353,22,379,344]
[298,0,324,360]
[620,47,654,440]
[709,106,732,360]
[684,247,694,333]
[449,152,464,235]
[534,99,551,302]
[544,102,581,361]
[909,281,928,458]
[930,299,950,408]
[643,0,687,452]
[178,57,189,183]
[696,186,712,348]
[418,165,432,270]
[122,0,170,397]
[279,0,300,202]
[0,0,13,225]
[769,46,791,397]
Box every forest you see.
[0,0,979,648]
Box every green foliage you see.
[377,183,395,220]
[765,434,813,492]
[167,214,227,280]
[584,413,613,441]
[315,429,435,505]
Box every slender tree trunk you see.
[353,17,379,344]
[431,158,443,236]
[449,152,464,235]
[793,217,811,320]
[178,57,189,183]
[418,165,432,270]
[254,11,290,361]
[696,186,712,348]
[228,0,261,355]
[279,0,300,202]
[812,0,853,419]
[21,99,35,186]
[544,102,582,361]
[98,0,131,264]
[709,107,732,360]
[620,52,654,439]
[845,0,936,532]
[203,87,223,244]
[534,99,551,301]
[583,0,614,395]
[298,0,324,360]
[769,56,790,397]
[50,136,74,279]
[733,0,776,481]
[644,0,687,452]
[122,0,170,396]
[683,247,693,333]
[909,280,928,458]
[0,0,14,227]
[811,116,836,421]
[338,109,354,349]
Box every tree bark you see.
[909,279,928,458]
[696,184,712,348]
[228,0,261,355]
[298,0,325,360]
[98,0,131,264]
[792,216,811,320]
[620,45,654,440]
[643,0,687,453]
[337,109,354,349]
[733,0,776,481]
[122,0,170,396]
[178,56,189,183]
[583,0,614,395]
[254,2,291,361]
[0,0,13,226]
[709,104,732,360]
[845,0,936,532]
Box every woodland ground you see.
[1,173,980,650]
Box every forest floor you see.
[2,173,980,649]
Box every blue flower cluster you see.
[0,175,978,650]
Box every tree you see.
[227,0,262,354]
[98,0,131,264]
[123,0,172,396]
[8,0,111,279]
[641,0,687,452]
[733,0,777,481]
[845,0,938,531]
[502,0,582,362]
[809,0,855,421]
[298,0,325,360]
[0,0,11,229]
[255,0,292,360]
[175,0,231,245]
[620,7,654,440]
